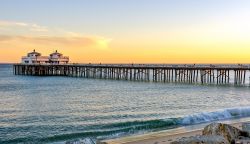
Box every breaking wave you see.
[180,107,250,125]
[3,107,250,144]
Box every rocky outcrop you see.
[171,135,227,144]
[202,123,249,143]
[172,123,250,144]
[242,123,250,133]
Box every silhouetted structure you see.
[13,64,250,86]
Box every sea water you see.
[1,64,250,143]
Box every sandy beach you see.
[101,129,202,144]
[100,118,248,144]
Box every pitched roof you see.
[50,50,62,56]
[28,49,41,55]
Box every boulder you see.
[171,135,227,144]
[235,136,250,144]
[242,123,250,134]
[202,123,249,143]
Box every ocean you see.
[1,64,250,143]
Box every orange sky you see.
[1,36,250,64]
[1,1,250,63]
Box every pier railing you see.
[13,64,250,86]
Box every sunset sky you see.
[1,0,250,63]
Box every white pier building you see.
[21,50,69,64]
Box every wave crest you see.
[180,107,250,125]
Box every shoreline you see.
[100,117,250,144]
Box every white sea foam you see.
[181,107,250,125]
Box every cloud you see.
[0,20,48,32]
[0,35,112,49]
[0,35,14,41]
[0,21,26,27]
[0,20,112,49]
[29,24,48,32]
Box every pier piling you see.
[13,64,250,86]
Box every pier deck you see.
[13,64,250,85]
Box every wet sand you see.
[100,119,246,144]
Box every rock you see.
[202,123,249,143]
[171,135,227,144]
[235,137,250,144]
[242,123,250,134]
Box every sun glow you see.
[96,38,112,50]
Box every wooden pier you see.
[13,64,250,85]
